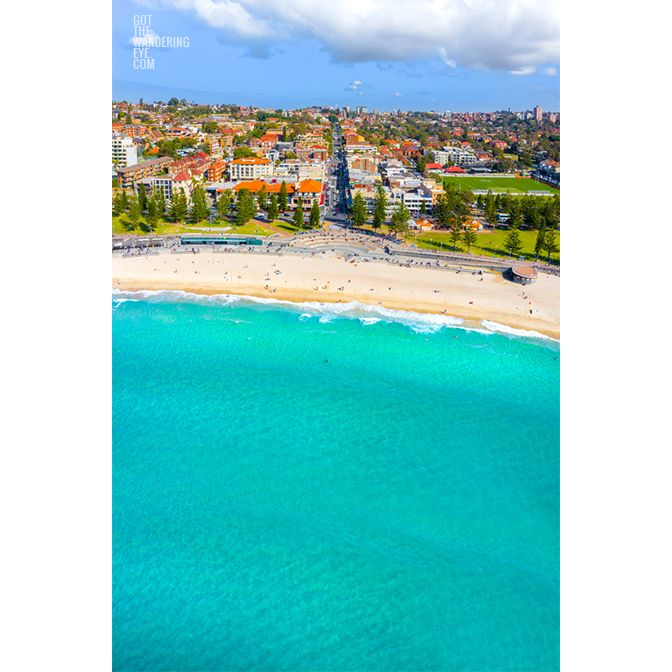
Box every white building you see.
[112,133,137,168]
[229,157,272,181]
[435,146,477,167]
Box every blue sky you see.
[112,0,559,112]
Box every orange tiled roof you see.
[296,179,322,193]
[231,180,296,194]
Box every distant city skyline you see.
[112,0,559,113]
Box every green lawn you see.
[414,228,560,265]
[231,222,275,236]
[440,175,559,195]
[112,215,186,236]
[112,215,315,238]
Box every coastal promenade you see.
[113,228,560,278]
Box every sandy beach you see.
[112,249,560,339]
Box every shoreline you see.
[113,251,560,340]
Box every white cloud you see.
[392,92,403,97]
[344,80,369,92]
[137,0,560,72]
[508,66,536,76]
[438,48,456,69]
[543,67,558,76]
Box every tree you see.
[484,191,497,231]
[309,200,320,229]
[120,190,129,212]
[233,146,257,159]
[169,188,188,223]
[168,97,179,106]
[504,225,524,258]
[349,193,369,228]
[113,190,125,217]
[419,199,427,216]
[462,223,478,254]
[372,185,387,230]
[152,186,166,222]
[216,189,232,222]
[235,188,256,229]
[257,184,268,211]
[190,182,210,223]
[128,194,142,232]
[542,229,559,264]
[448,200,468,250]
[293,196,305,230]
[434,193,451,229]
[449,221,463,252]
[390,200,411,239]
[146,192,158,231]
[278,181,289,213]
[534,221,547,260]
[267,193,279,222]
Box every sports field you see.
[441,175,560,195]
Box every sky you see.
[112,0,559,112]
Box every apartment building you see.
[229,156,272,181]
[347,154,379,173]
[116,156,172,188]
[435,146,478,167]
[206,159,227,183]
[122,125,148,138]
[112,133,137,168]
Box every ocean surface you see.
[113,290,560,672]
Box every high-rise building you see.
[112,132,137,167]
[534,105,543,122]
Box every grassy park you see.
[112,213,320,238]
[112,211,559,265]
[413,228,560,265]
[440,175,559,195]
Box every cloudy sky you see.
[112,0,559,111]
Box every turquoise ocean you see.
[113,290,560,671]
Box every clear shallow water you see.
[113,291,559,672]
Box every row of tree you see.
[112,181,210,232]
[113,178,322,233]
[348,186,412,238]
[477,192,560,231]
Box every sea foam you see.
[112,289,555,340]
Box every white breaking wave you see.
[112,289,555,341]
[112,288,464,333]
[480,320,557,341]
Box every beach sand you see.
[112,250,560,339]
